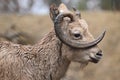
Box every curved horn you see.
[54,13,106,48]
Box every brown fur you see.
[0,30,71,80]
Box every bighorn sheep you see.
[0,4,106,80]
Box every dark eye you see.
[74,33,82,39]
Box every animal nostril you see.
[96,51,102,56]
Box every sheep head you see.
[50,3,106,66]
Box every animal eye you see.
[74,33,82,39]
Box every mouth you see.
[90,57,100,63]
[90,55,102,63]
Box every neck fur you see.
[32,30,71,80]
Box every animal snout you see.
[95,50,103,58]
[90,50,103,63]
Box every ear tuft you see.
[58,3,69,13]
[72,7,81,18]
[49,4,59,21]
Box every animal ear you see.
[58,3,69,13]
[49,4,59,21]
[72,7,81,18]
[49,3,70,21]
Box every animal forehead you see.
[69,19,88,29]
[78,19,88,29]
[70,27,83,33]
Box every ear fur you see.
[72,7,81,18]
[49,4,59,21]
[49,3,70,21]
[58,3,69,13]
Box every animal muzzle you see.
[90,50,103,63]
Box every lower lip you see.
[90,57,99,63]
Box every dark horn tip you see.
[102,29,106,37]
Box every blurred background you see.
[0,0,120,80]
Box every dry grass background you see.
[0,11,120,80]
